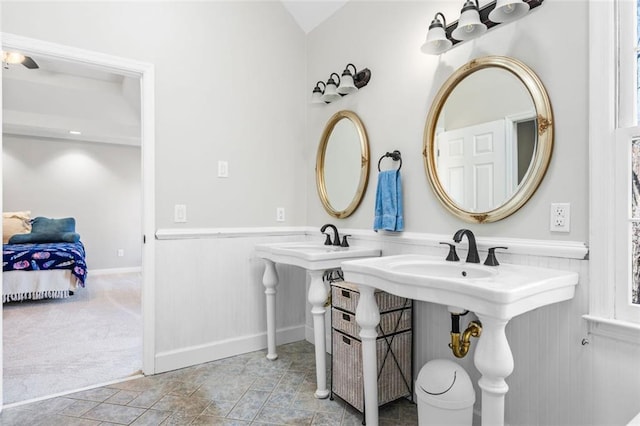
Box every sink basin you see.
[341,254,579,319]
[388,259,497,280]
[255,241,381,270]
[274,243,345,253]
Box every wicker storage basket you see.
[331,282,412,313]
[331,307,412,338]
[331,329,412,412]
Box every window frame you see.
[589,0,640,325]
[615,127,640,322]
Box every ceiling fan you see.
[2,51,39,69]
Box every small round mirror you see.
[316,110,370,218]
[423,56,553,223]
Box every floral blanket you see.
[3,241,87,286]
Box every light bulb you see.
[3,51,25,64]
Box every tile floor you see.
[0,341,418,425]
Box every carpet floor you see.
[2,272,143,404]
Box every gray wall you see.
[306,1,588,243]
[2,135,141,270]
[1,1,308,230]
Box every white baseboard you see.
[154,325,305,373]
[90,267,142,276]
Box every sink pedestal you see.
[355,285,381,425]
[262,260,279,360]
[474,315,514,426]
[256,242,381,401]
[308,270,330,399]
[260,260,330,399]
[355,289,515,426]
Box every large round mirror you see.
[423,56,553,223]
[316,110,370,218]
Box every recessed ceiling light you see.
[69,130,82,135]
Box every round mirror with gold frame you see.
[423,56,553,223]
[316,110,370,218]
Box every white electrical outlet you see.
[550,203,570,232]
[174,204,187,223]
[117,249,124,257]
[276,207,285,222]
[218,160,229,178]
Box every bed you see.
[2,213,87,303]
[3,241,87,302]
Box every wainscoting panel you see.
[587,328,640,425]
[152,227,640,425]
[154,231,308,373]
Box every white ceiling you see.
[1,1,344,145]
[281,0,348,33]
[2,54,142,146]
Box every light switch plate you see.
[218,161,229,178]
[174,204,187,223]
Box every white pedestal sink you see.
[340,254,579,426]
[255,241,380,398]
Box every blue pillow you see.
[8,231,80,244]
[31,217,76,234]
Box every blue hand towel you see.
[373,170,404,232]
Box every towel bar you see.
[378,150,402,171]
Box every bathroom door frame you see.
[0,32,156,407]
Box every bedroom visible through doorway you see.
[1,33,155,406]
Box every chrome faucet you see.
[453,229,480,263]
[320,224,341,246]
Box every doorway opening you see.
[1,33,155,407]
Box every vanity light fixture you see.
[337,64,359,95]
[311,64,372,104]
[422,0,542,55]
[321,73,342,103]
[451,0,487,41]
[421,13,453,55]
[489,0,530,22]
[311,81,326,104]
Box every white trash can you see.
[416,359,475,426]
